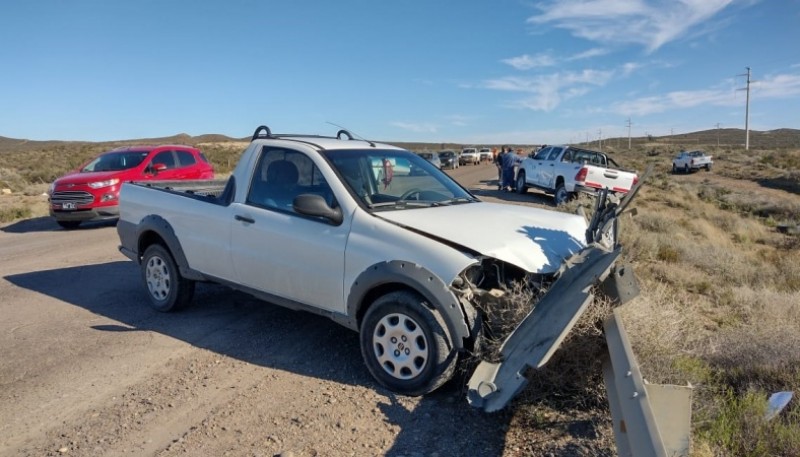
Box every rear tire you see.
[359,291,457,396]
[672,164,678,174]
[705,163,712,172]
[141,244,195,312]
[554,183,571,206]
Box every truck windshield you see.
[81,151,149,172]
[325,149,477,210]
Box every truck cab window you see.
[247,147,333,214]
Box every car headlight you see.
[88,178,120,189]
[47,183,55,195]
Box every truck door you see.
[228,146,349,312]
[538,147,563,189]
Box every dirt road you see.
[1,164,551,457]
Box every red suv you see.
[48,145,214,229]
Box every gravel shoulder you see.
[1,164,537,457]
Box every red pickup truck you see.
[48,145,214,229]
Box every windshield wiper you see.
[440,197,477,205]
[369,200,441,210]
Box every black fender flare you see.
[346,260,471,350]
[135,215,205,281]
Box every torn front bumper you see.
[467,244,639,412]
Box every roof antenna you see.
[326,121,376,148]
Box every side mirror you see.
[293,194,343,225]
[147,163,168,175]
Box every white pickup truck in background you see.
[672,150,713,173]
[514,145,639,205]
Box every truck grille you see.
[51,191,94,206]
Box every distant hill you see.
[2,128,799,155]
[602,128,800,150]
[0,133,244,154]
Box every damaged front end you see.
[461,183,646,412]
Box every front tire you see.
[359,291,457,396]
[141,244,195,312]
[515,172,527,194]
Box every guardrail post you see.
[603,308,693,457]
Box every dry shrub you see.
[0,167,28,190]
[633,212,674,233]
[707,287,800,370]
[617,282,708,385]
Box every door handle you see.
[234,214,255,224]
[549,164,554,166]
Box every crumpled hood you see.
[378,202,587,274]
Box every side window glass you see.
[246,147,333,215]
[534,147,551,160]
[561,150,572,162]
[176,150,197,167]
[152,151,176,169]
[547,148,562,161]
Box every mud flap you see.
[467,245,625,412]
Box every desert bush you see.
[0,205,32,223]
[697,389,800,457]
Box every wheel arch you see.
[135,215,204,281]
[346,261,471,350]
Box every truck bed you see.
[129,179,231,203]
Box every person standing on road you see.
[501,146,516,192]
[494,146,506,190]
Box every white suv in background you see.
[460,148,480,165]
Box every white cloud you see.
[444,115,475,127]
[502,54,557,70]
[485,69,613,111]
[755,73,800,98]
[621,62,642,76]
[502,48,608,71]
[390,122,438,133]
[567,47,609,60]
[528,0,736,52]
[609,72,800,116]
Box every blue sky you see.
[1,0,798,145]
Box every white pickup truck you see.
[116,126,639,411]
[672,150,713,173]
[514,145,638,205]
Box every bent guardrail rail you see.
[603,308,693,457]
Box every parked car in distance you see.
[478,148,493,162]
[48,145,214,229]
[672,150,712,173]
[417,152,442,169]
[460,148,480,165]
[438,150,459,169]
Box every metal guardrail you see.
[603,308,693,457]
